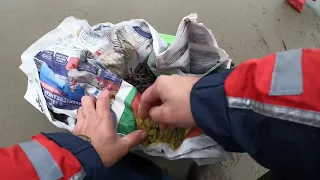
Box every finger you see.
[77,106,84,122]
[96,90,112,114]
[139,84,161,119]
[119,130,147,152]
[149,104,171,124]
[159,123,168,130]
[81,96,96,112]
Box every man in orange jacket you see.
[1,49,320,180]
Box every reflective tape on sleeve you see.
[270,49,303,96]
[227,96,320,128]
[19,141,63,180]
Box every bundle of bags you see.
[20,14,232,165]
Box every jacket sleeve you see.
[0,133,87,180]
[0,132,172,180]
[191,48,320,180]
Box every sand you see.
[0,0,319,179]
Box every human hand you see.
[139,75,200,129]
[73,90,147,167]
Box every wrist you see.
[76,134,92,143]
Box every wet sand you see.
[0,0,319,179]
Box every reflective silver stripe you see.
[19,141,63,180]
[69,168,86,180]
[227,97,320,128]
[270,49,303,96]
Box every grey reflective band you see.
[270,49,303,96]
[19,141,63,180]
[69,168,86,180]
[227,97,320,128]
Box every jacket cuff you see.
[190,70,244,152]
[42,132,106,179]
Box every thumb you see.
[120,130,147,151]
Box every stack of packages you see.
[20,14,232,165]
[287,0,306,12]
[287,0,317,12]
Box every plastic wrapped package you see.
[20,14,232,165]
